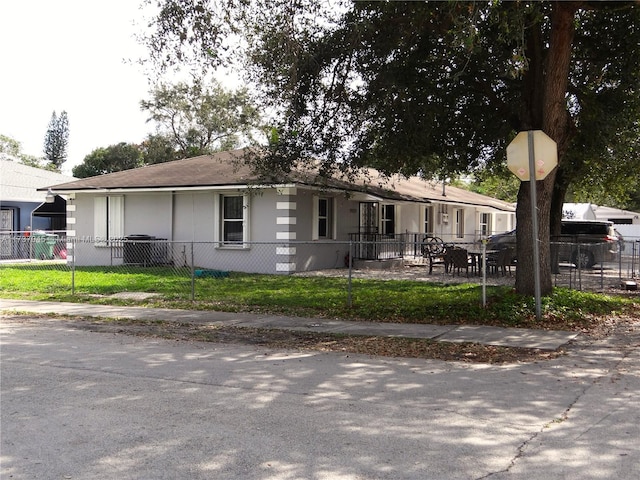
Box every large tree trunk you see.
[515,2,577,296]
[515,173,557,295]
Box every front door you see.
[0,209,14,257]
[359,202,378,234]
[358,202,378,259]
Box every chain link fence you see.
[1,232,638,303]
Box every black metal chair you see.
[487,247,514,276]
[427,247,449,274]
[448,248,470,277]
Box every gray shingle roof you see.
[1,159,75,202]
[45,149,514,212]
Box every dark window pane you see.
[318,218,327,237]
[223,196,243,219]
[224,222,243,242]
[384,205,395,221]
[319,198,327,217]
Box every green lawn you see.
[1,264,636,330]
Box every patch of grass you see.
[1,265,637,331]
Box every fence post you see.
[347,240,353,308]
[619,241,624,281]
[481,239,487,308]
[71,237,76,295]
[190,242,195,301]
[599,243,604,291]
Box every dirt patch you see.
[2,314,566,364]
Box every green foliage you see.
[72,142,143,178]
[43,110,69,169]
[0,134,26,161]
[140,133,180,164]
[0,134,49,169]
[140,77,260,158]
[140,1,640,296]
[469,166,520,203]
[140,0,640,204]
[0,265,634,328]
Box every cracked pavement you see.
[1,315,638,479]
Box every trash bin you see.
[32,231,58,260]
[123,234,153,265]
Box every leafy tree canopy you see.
[140,133,180,164]
[43,110,69,169]
[0,134,55,170]
[140,0,640,295]
[140,78,261,158]
[72,143,143,178]
[141,1,639,200]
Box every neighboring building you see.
[44,149,516,273]
[592,205,640,226]
[563,203,640,225]
[1,159,74,258]
[563,202,640,241]
[562,203,597,220]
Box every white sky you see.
[0,1,153,174]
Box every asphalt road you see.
[1,316,638,480]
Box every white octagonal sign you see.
[507,130,558,181]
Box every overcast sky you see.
[0,1,153,174]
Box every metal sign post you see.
[527,131,542,320]
[507,130,558,321]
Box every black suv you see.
[486,219,621,268]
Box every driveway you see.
[1,315,638,479]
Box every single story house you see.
[43,149,515,273]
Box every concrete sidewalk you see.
[0,299,579,350]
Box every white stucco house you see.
[43,149,515,273]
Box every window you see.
[315,197,333,239]
[94,196,123,246]
[381,204,395,236]
[455,208,465,239]
[480,212,492,236]
[221,195,245,244]
[424,206,434,235]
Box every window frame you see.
[455,208,465,239]
[313,196,334,240]
[480,212,492,237]
[219,193,249,246]
[424,206,434,235]
[381,204,395,236]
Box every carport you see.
[31,194,66,231]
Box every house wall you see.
[65,187,516,273]
[68,189,283,272]
[69,194,111,266]
[494,211,515,234]
[172,191,215,242]
[274,187,358,271]
[0,201,52,231]
[125,193,173,239]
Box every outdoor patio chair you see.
[448,247,470,277]
[427,246,450,274]
[487,247,514,276]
